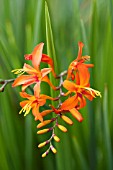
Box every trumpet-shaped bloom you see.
[19,84,54,122]
[12,43,56,91]
[67,42,94,84]
[24,44,56,77]
[63,79,101,109]
[50,95,84,122]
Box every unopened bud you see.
[38,142,46,148]
[53,135,60,142]
[50,145,57,154]
[42,151,49,158]
[37,129,49,135]
[37,120,52,128]
[61,115,73,125]
[57,124,67,132]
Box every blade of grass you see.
[103,85,113,170]
[25,115,33,170]
[33,0,43,46]
[72,137,88,170]
[45,1,59,104]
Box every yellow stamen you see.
[11,68,25,75]
[19,102,32,116]
[84,87,102,98]
[82,55,90,61]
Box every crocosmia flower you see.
[24,44,56,77]
[67,42,94,81]
[63,79,101,110]
[19,84,54,122]
[50,95,83,122]
[12,43,56,91]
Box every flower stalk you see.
[0,79,15,92]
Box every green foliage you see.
[0,0,113,170]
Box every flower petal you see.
[20,92,33,99]
[32,105,43,122]
[82,90,93,101]
[77,63,90,86]
[23,63,39,75]
[67,67,72,80]
[41,68,52,78]
[63,80,76,92]
[34,82,41,98]
[12,75,36,88]
[75,72,80,85]
[32,43,44,70]
[20,100,28,107]
[40,94,55,101]
[78,95,86,109]
[42,54,53,67]
[61,95,78,110]
[42,54,56,77]
[69,108,83,122]
[76,42,84,61]
[24,54,32,60]
[85,64,94,68]
[42,76,57,90]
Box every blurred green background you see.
[0,0,113,170]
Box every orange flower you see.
[50,95,83,122]
[19,83,54,122]
[12,43,56,91]
[67,42,94,84]
[63,80,101,109]
[24,44,56,77]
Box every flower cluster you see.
[12,42,101,157]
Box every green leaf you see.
[45,1,59,104]
[103,85,113,170]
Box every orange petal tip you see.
[78,41,84,47]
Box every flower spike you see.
[10,41,101,157]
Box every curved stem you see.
[0,79,15,92]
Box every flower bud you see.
[61,115,73,125]
[53,135,60,142]
[42,151,49,158]
[37,120,52,128]
[50,145,57,154]
[38,142,46,148]
[37,129,49,135]
[57,124,67,132]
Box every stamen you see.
[19,102,32,116]
[84,87,101,98]
[11,69,25,75]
